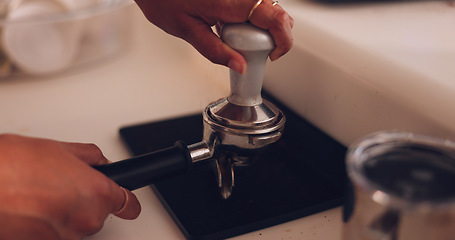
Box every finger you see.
[183,19,247,74]
[60,142,109,166]
[248,0,293,61]
[289,13,295,28]
[112,187,141,220]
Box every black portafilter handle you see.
[93,141,192,191]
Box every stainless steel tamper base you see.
[207,97,285,137]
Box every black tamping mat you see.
[119,92,347,240]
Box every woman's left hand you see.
[0,134,141,240]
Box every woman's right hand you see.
[135,0,293,74]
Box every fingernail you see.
[228,59,246,74]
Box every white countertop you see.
[1,0,453,239]
[0,3,341,240]
[265,0,455,146]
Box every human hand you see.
[0,134,141,240]
[134,0,293,74]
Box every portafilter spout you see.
[94,23,285,199]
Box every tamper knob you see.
[221,23,274,106]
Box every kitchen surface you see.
[0,0,454,239]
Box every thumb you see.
[183,21,246,74]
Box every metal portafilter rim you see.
[205,98,285,134]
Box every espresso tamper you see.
[202,23,286,198]
[95,23,285,199]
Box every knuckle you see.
[204,45,226,65]
[73,183,112,234]
[79,216,104,235]
[85,143,104,158]
[269,10,293,49]
[272,9,289,29]
[92,179,113,201]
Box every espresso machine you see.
[96,23,347,240]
